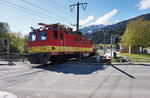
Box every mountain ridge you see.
[85,13,150,44]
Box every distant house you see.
[120,43,139,54]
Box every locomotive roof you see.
[72,31,88,39]
[31,23,90,40]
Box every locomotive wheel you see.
[51,56,61,64]
[79,54,83,59]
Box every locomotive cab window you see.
[83,39,86,44]
[29,32,36,42]
[39,31,47,41]
[54,31,58,39]
[60,33,63,40]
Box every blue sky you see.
[0,0,150,35]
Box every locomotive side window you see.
[60,33,63,40]
[29,32,36,42]
[39,31,47,41]
[54,31,58,39]
[74,36,76,42]
[77,37,79,42]
[90,40,93,44]
[83,39,86,44]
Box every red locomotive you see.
[27,23,93,64]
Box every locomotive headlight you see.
[42,46,46,49]
[29,47,32,50]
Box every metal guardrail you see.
[0,52,27,62]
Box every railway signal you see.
[2,38,8,47]
[2,38,10,62]
[2,38,9,53]
[114,37,119,44]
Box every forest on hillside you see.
[89,13,150,45]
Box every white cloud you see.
[91,9,118,25]
[138,0,150,10]
[79,15,94,26]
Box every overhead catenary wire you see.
[1,0,70,23]
[68,0,74,4]
[84,9,90,16]
[42,0,75,17]
[0,1,52,21]
[22,0,73,23]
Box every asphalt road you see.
[0,60,150,98]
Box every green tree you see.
[6,32,28,53]
[0,22,28,53]
[0,22,10,52]
[122,18,150,54]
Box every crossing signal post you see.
[110,35,114,62]
[3,39,8,47]
[2,38,9,53]
[2,38,10,62]
[114,37,118,44]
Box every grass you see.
[146,47,150,49]
[97,50,104,54]
[120,53,150,62]
[97,44,111,47]
[95,44,112,49]
[112,57,122,62]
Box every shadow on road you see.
[111,64,135,79]
[31,62,109,75]
[139,64,150,66]
[0,64,8,66]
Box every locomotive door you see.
[74,36,80,51]
[77,37,80,51]
[60,32,65,52]
[74,36,77,51]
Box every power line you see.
[68,0,74,4]
[22,0,73,23]
[82,8,90,17]
[43,0,74,17]
[1,0,69,23]
[0,1,51,21]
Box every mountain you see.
[80,24,106,34]
[88,13,150,44]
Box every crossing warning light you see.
[2,38,8,47]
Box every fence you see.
[0,52,27,62]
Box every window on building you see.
[54,31,58,39]
[60,33,63,40]
[29,32,36,42]
[39,31,47,41]
[83,39,86,44]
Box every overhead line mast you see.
[70,2,87,32]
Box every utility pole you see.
[104,33,106,54]
[70,2,87,32]
[110,35,114,62]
